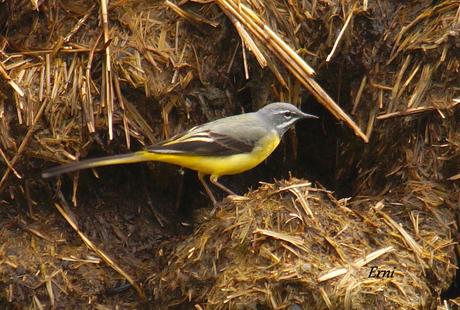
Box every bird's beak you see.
[300,112,319,119]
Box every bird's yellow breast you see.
[142,130,281,177]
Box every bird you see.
[42,102,318,204]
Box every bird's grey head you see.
[257,102,318,136]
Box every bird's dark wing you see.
[147,113,267,156]
[147,130,254,156]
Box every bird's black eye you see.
[283,111,292,118]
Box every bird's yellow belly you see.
[145,131,281,176]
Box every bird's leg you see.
[198,172,217,205]
[209,175,237,196]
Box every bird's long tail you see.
[42,151,150,178]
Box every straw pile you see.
[334,0,460,195]
[1,2,457,191]
[0,0,459,308]
[149,178,456,309]
[0,0,372,190]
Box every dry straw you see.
[149,178,456,309]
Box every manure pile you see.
[0,0,458,308]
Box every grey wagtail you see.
[42,102,318,204]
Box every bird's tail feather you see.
[42,151,150,178]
